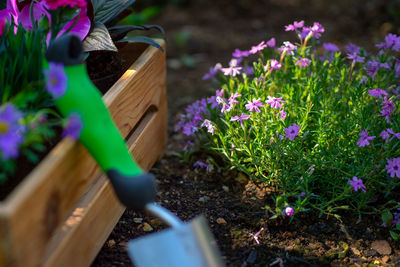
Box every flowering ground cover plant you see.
[176,21,400,232]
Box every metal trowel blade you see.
[127,215,225,267]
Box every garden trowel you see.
[45,34,225,266]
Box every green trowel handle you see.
[46,34,156,210]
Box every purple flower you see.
[229,58,242,67]
[386,158,400,178]
[232,49,250,58]
[207,96,218,109]
[323,43,340,52]
[347,52,365,63]
[63,113,82,140]
[249,41,267,54]
[245,98,264,112]
[266,37,276,48]
[344,43,360,54]
[221,66,242,77]
[357,129,376,147]
[284,206,294,216]
[368,88,388,99]
[284,123,300,141]
[376,33,400,51]
[202,63,222,80]
[228,93,242,105]
[285,20,304,32]
[365,60,389,80]
[182,121,198,136]
[193,161,208,170]
[43,62,68,99]
[201,119,215,135]
[394,59,400,78]
[183,140,194,152]
[379,97,395,123]
[380,129,390,141]
[295,57,310,68]
[387,128,400,141]
[348,176,366,192]
[230,113,251,126]
[0,104,25,160]
[243,66,254,75]
[266,96,285,109]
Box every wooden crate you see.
[0,39,167,267]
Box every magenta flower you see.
[202,63,222,80]
[278,109,287,119]
[270,59,282,71]
[279,41,297,55]
[357,129,376,147]
[229,58,242,67]
[266,96,285,109]
[228,93,242,105]
[285,20,304,32]
[245,98,264,113]
[0,104,26,160]
[303,22,324,39]
[230,113,251,126]
[284,123,300,141]
[221,66,242,77]
[348,176,366,192]
[386,158,400,178]
[201,119,215,135]
[266,37,276,48]
[43,62,68,99]
[284,206,294,216]
[63,113,82,140]
[323,43,339,52]
[232,49,250,58]
[249,41,267,54]
[295,57,310,68]
[368,88,388,99]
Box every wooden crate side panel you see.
[44,98,167,267]
[105,40,166,138]
[0,41,166,267]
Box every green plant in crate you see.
[176,21,400,222]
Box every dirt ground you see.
[92,1,400,266]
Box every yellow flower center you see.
[0,122,8,133]
[51,77,58,86]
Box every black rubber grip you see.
[45,34,84,66]
[106,170,157,210]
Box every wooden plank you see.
[0,39,166,267]
[43,99,167,267]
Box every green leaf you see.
[82,22,118,52]
[117,36,164,52]
[390,230,400,240]
[92,0,136,24]
[108,25,165,41]
[382,209,393,226]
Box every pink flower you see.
[284,207,294,216]
[230,113,251,126]
[221,66,242,77]
[368,88,388,99]
[228,93,242,105]
[232,49,250,58]
[201,119,215,135]
[284,123,300,141]
[266,37,276,48]
[285,20,304,32]
[386,158,400,178]
[249,41,267,54]
[278,109,287,119]
[295,57,310,68]
[357,129,376,147]
[279,41,297,55]
[44,0,87,10]
[348,176,366,192]
[266,96,285,109]
[245,98,264,113]
[303,22,325,39]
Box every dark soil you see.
[93,1,400,266]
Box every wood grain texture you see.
[0,39,167,267]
